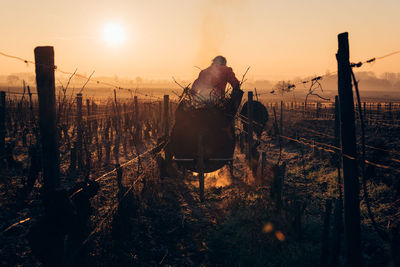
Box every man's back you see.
[192,62,239,100]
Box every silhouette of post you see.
[163,95,169,136]
[0,91,5,161]
[86,99,91,141]
[76,93,83,171]
[158,101,162,136]
[113,89,121,165]
[280,100,283,135]
[247,92,253,161]
[336,32,361,267]
[134,96,141,141]
[34,46,60,192]
[334,96,340,147]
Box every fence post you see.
[247,92,254,161]
[134,96,141,142]
[334,96,340,147]
[134,95,139,124]
[158,100,163,137]
[377,103,381,120]
[164,95,170,136]
[280,100,283,136]
[362,102,366,125]
[86,99,91,141]
[113,89,121,165]
[316,102,321,118]
[0,91,5,162]
[76,93,83,171]
[34,46,60,192]
[336,32,361,267]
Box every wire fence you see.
[1,44,399,265]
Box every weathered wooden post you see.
[76,93,83,171]
[0,91,5,161]
[363,102,367,125]
[134,96,139,123]
[247,92,254,161]
[164,95,170,136]
[34,46,60,192]
[92,100,98,146]
[336,32,361,267]
[104,119,111,166]
[158,100,163,137]
[333,98,344,267]
[133,95,141,142]
[377,103,381,120]
[86,99,91,141]
[113,89,121,165]
[334,96,340,147]
[163,95,172,166]
[280,100,283,136]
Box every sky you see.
[0,0,399,82]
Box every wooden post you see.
[363,102,367,126]
[92,100,98,145]
[104,119,111,166]
[158,101,162,137]
[113,89,121,165]
[134,96,141,142]
[34,46,60,192]
[377,103,381,120]
[76,93,83,171]
[86,99,91,141]
[0,91,5,161]
[247,92,254,161]
[134,96,139,123]
[334,96,340,147]
[336,32,361,267]
[316,102,320,118]
[280,100,283,136]
[164,95,169,136]
[197,134,205,202]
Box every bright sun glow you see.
[103,23,126,45]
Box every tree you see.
[7,75,19,85]
[273,80,295,96]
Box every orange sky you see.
[1,0,399,82]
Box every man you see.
[191,56,240,102]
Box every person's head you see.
[212,55,227,66]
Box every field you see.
[0,81,399,267]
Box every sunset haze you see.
[1,0,399,81]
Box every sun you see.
[103,23,126,45]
